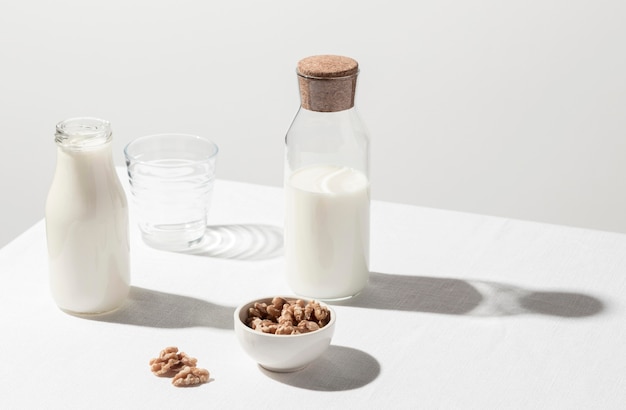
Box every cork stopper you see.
[297,55,359,112]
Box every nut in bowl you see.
[234,296,336,372]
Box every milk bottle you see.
[284,55,371,300]
[46,118,130,314]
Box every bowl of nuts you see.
[234,296,336,372]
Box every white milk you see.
[285,165,370,300]
[46,140,130,314]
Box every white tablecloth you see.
[1,169,624,409]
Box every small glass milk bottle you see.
[284,55,371,300]
[45,117,130,314]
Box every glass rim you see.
[124,133,219,165]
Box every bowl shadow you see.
[260,345,380,391]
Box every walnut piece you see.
[149,347,210,387]
[245,297,331,335]
[149,346,197,376]
[172,366,210,387]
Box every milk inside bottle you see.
[286,165,369,299]
[45,117,130,314]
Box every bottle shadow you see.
[176,224,283,261]
[85,286,235,329]
[83,273,603,330]
[335,271,605,318]
[260,345,380,391]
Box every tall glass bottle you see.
[284,55,370,300]
[45,117,130,314]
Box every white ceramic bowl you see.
[234,296,336,372]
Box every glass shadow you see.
[178,224,283,261]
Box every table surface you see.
[1,169,625,409]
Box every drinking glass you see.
[124,134,219,251]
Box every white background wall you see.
[1,0,625,248]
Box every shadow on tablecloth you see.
[335,271,604,318]
[85,286,235,329]
[260,345,380,391]
[175,224,283,261]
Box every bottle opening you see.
[55,117,112,150]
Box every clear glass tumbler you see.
[124,134,219,251]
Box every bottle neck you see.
[298,73,358,112]
[55,117,112,152]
